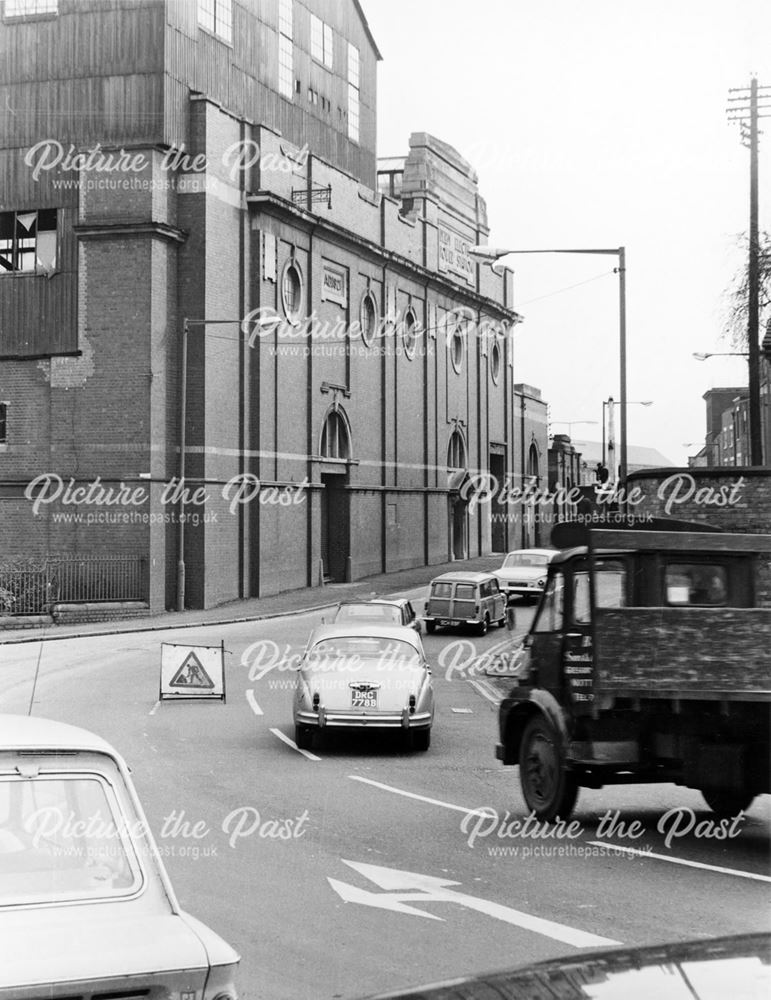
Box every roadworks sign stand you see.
[159,641,226,702]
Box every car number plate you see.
[351,691,378,709]
[439,619,461,627]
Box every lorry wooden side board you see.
[594,606,771,695]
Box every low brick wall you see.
[627,467,771,533]
[0,602,150,629]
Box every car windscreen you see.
[0,771,143,906]
[306,637,420,669]
[335,605,401,624]
[503,553,549,568]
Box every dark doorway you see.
[450,496,467,560]
[321,473,350,582]
[489,453,506,553]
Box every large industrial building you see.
[0,0,520,610]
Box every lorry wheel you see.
[700,788,755,816]
[519,716,578,821]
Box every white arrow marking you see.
[330,860,621,947]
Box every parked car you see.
[332,598,421,631]
[359,932,771,999]
[494,548,555,602]
[423,571,506,635]
[0,714,239,999]
[294,624,434,751]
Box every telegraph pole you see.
[727,77,771,465]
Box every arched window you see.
[320,409,350,460]
[528,442,540,480]
[447,429,466,470]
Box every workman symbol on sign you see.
[169,651,215,689]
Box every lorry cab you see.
[497,520,771,821]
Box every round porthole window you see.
[451,323,464,373]
[360,291,378,348]
[402,308,418,359]
[281,261,303,322]
[490,337,502,383]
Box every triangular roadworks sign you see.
[169,650,215,689]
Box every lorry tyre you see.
[519,716,578,821]
[700,788,755,816]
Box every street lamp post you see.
[469,245,629,480]
[601,398,653,473]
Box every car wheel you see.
[475,614,489,636]
[496,613,506,627]
[410,728,431,752]
[425,620,437,634]
[518,716,578,821]
[700,787,755,816]
[294,724,314,751]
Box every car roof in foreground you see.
[0,714,117,756]
[360,931,771,1000]
[308,623,422,645]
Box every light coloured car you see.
[293,625,434,751]
[423,571,507,635]
[331,598,421,631]
[0,714,239,1000]
[494,548,556,602]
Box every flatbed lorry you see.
[496,521,771,820]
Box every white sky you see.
[363,0,771,465]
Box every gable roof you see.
[353,0,382,60]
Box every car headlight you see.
[537,579,545,588]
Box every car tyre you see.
[425,620,437,634]
[700,787,755,816]
[295,724,314,751]
[475,614,489,636]
[410,728,431,752]
[518,716,578,821]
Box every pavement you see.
[0,554,504,643]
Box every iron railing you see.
[0,554,147,615]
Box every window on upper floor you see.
[197,0,232,43]
[3,0,57,19]
[278,0,294,99]
[310,14,333,69]
[347,43,360,143]
[0,209,57,275]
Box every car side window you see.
[405,602,415,622]
[489,579,500,595]
[532,572,564,633]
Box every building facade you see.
[0,0,518,610]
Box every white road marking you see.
[451,708,473,714]
[330,860,621,947]
[148,701,160,715]
[270,726,321,761]
[348,775,490,817]
[245,689,263,715]
[467,678,500,705]
[588,841,771,883]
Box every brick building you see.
[0,0,518,610]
